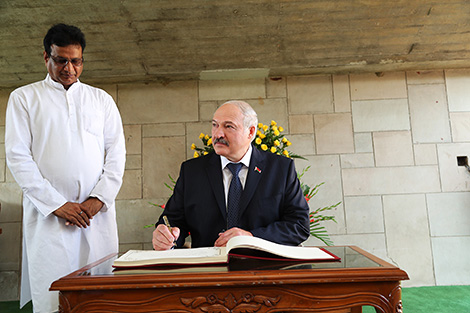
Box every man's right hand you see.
[53,202,91,228]
[152,224,180,250]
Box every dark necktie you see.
[227,163,243,228]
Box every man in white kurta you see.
[5,24,126,313]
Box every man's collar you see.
[220,145,253,169]
[45,74,81,91]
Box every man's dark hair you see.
[43,23,86,56]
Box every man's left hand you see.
[66,197,104,227]
[214,227,252,247]
[81,197,104,218]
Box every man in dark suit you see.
[152,100,309,250]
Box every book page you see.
[227,236,336,260]
[118,247,225,262]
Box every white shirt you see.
[220,145,252,208]
[5,75,126,312]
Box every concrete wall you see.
[1,69,470,300]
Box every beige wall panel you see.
[354,133,373,153]
[0,158,5,183]
[344,196,384,234]
[266,77,287,99]
[0,271,19,301]
[199,79,266,101]
[288,134,315,157]
[352,99,410,132]
[445,69,470,112]
[287,75,334,114]
[143,136,186,198]
[125,155,141,170]
[406,70,444,84]
[199,101,219,122]
[383,194,435,287]
[450,112,470,142]
[0,89,11,126]
[408,84,451,143]
[123,124,141,155]
[143,123,185,138]
[373,131,414,167]
[315,113,354,155]
[432,237,470,285]
[0,222,21,271]
[343,166,441,196]
[289,115,314,134]
[116,199,163,245]
[333,74,351,113]
[118,81,198,124]
[117,169,142,200]
[250,98,289,129]
[414,144,438,166]
[0,183,23,222]
[340,153,375,168]
[350,72,407,100]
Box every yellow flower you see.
[261,144,268,151]
[279,126,284,132]
[194,151,200,158]
[272,125,278,132]
[263,125,268,131]
[259,133,266,139]
[258,123,264,129]
[271,120,277,126]
[255,137,262,145]
[274,140,280,146]
[203,151,208,155]
[191,143,196,150]
[207,138,212,145]
[274,129,280,136]
[257,130,262,136]
[270,147,277,153]
[286,140,292,146]
[283,150,289,157]
[282,137,288,143]
[204,134,210,140]
[199,133,205,139]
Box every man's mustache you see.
[213,137,229,146]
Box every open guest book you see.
[113,236,340,268]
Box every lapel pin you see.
[254,166,262,174]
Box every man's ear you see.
[43,51,49,64]
[248,125,256,140]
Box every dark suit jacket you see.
[157,146,310,248]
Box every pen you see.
[163,215,176,249]
[163,215,172,232]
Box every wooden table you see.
[50,246,408,313]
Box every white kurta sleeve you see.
[5,91,68,217]
[88,94,126,211]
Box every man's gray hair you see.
[221,100,258,131]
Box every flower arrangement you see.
[190,120,338,246]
